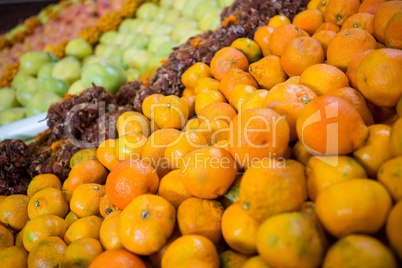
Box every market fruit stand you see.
[0,0,401,267]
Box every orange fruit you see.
[59,237,103,268]
[248,55,288,89]
[353,124,393,177]
[316,178,392,237]
[308,0,321,9]
[341,12,375,34]
[256,212,324,268]
[181,62,212,89]
[142,94,164,120]
[327,28,378,71]
[253,26,275,56]
[163,132,208,169]
[218,68,258,100]
[158,169,193,208]
[70,148,98,168]
[23,215,67,252]
[384,11,402,49]
[357,48,402,107]
[99,194,118,218]
[390,117,402,156]
[386,200,402,260]
[346,49,374,89]
[299,63,349,95]
[141,128,182,178]
[177,197,223,244]
[96,139,120,171]
[161,235,220,268]
[182,88,195,97]
[297,95,369,155]
[114,134,147,161]
[293,9,325,35]
[327,86,374,126]
[316,0,329,12]
[0,225,14,248]
[181,146,237,199]
[195,90,226,115]
[197,119,230,144]
[306,155,367,201]
[267,15,291,28]
[70,183,105,218]
[285,76,301,84]
[62,160,108,201]
[377,156,402,201]
[118,194,176,255]
[154,95,189,129]
[182,95,196,118]
[281,36,325,76]
[106,159,159,210]
[27,174,61,198]
[0,195,29,231]
[219,250,249,268]
[359,0,388,14]
[240,159,307,221]
[324,0,361,26]
[64,215,103,245]
[228,84,257,111]
[242,89,269,111]
[99,211,123,250]
[210,47,249,80]
[184,118,200,132]
[27,236,66,268]
[315,22,340,32]
[0,246,28,268]
[197,102,237,124]
[242,256,271,268]
[116,111,150,137]
[373,1,402,43]
[221,202,261,255]
[89,249,146,268]
[27,188,69,219]
[194,77,220,94]
[292,140,313,165]
[263,82,317,141]
[64,212,79,228]
[269,24,306,56]
[312,30,337,56]
[148,228,181,268]
[230,38,262,63]
[229,108,290,169]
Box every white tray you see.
[0,112,48,141]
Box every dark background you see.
[0,0,58,33]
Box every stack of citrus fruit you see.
[0,0,402,267]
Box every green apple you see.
[0,88,20,112]
[37,62,56,80]
[148,34,172,53]
[178,30,202,45]
[16,78,41,107]
[123,48,152,70]
[182,0,203,18]
[98,45,124,65]
[126,33,149,49]
[207,18,221,30]
[143,54,169,72]
[0,108,26,126]
[100,31,118,45]
[160,0,173,8]
[39,78,69,97]
[121,33,138,49]
[150,24,173,37]
[218,0,234,7]
[112,32,127,46]
[199,9,222,31]
[132,19,150,33]
[52,57,81,85]
[126,69,142,81]
[20,51,52,76]
[11,71,34,89]
[95,44,108,56]
[82,56,116,71]
[171,18,199,41]
[155,41,178,55]
[118,19,135,33]
[82,62,127,95]
[194,0,219,20]
[154,8,169,22]
[162,10,181,25]
[142,20,161,36]
[136,2,159,20]
[173,0,187,11]
[67,79,85,95]
[26,92,61,117]
[65,38,93,60]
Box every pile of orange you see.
[0,0,402,267]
